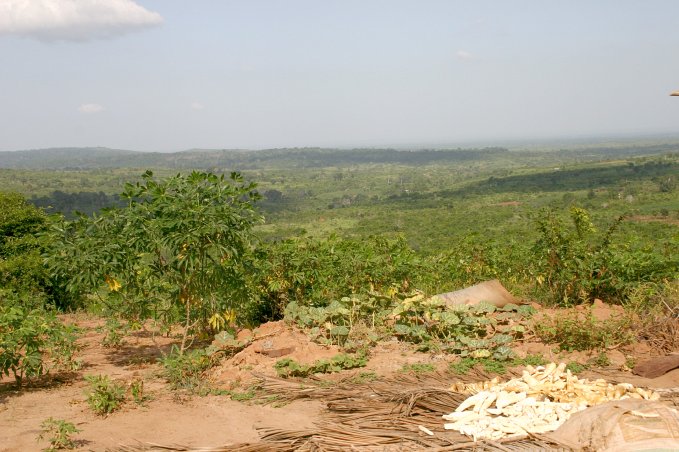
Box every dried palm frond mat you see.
[117,368,576,451]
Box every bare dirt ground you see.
[0,317,324,451]
[2,302,679,451]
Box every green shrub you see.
[533,309,634,351]
[519,354,548,367]
[0,291,78,386]
[45,171,262,352]
[0,193,49,292]
[566,362,588,374]
[255,234,419,319]
[229,387,256,401]
[532,207,676,305]
[38,417,80,451]
[449,357,477,375]
[99,317,128,348]
[349,371,379,384]
[450,357,510,375]
[589,351,611,367]
[0,192,80,310]
[84,375,126,415]
[129,378,151,405]
[160,345,216,394]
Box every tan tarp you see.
[435,279,520,308]
[545,399,679,451]
[634,354,679,378]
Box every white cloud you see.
[456,50,473,60]
[0,0,162,41]
[190,102,205,111]
[78,103,104,113]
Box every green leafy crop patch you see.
[274,353,367,378]
[400,363,435,374]
[450,354,548,375]
[285,289,535,361]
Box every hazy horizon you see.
[2,0,679,152]
[5,130,679,154]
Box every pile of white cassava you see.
[443,362,659,441]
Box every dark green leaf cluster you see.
[0,291,78,385]
[84,374,126,415]
[454,159,679,196]
[274,353,367,378]
[390,299,532,355]
[532,207,677,305]
[254,234,419,319]
[284,286,533,356]
[159,345,217,394]
[31,190,125,218]
[0,192,65,304]
[449,354,548,375]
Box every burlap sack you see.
[545,399,679,451]
[435,279,519,308]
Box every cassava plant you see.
[533,207,623,305]
[0,291,78,386]
[46,171,262,352]
[38,417,80,451]
[84,374,126,415]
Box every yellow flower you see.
[105,275,121,292]
[224,309,236,324]
[209,309,237,330]
[209,313,225,330]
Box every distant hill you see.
[0,147,144,169]
[0,146,511,170]
[0,147,247,169]
[1,143,677,170]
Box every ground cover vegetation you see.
[84,374,126,416]
[284,291,533,357]
[38,417,81,451]
[274,353,368,378]
[0,143,677,392]
[0,194,79,385]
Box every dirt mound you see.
[211,321,341,389]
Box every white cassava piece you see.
[443,362,659,441]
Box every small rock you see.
[257,346,296,358]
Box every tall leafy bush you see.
[46,171,262,351]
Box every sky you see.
[1,0,679,152]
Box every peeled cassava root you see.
[443,362,659,441]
